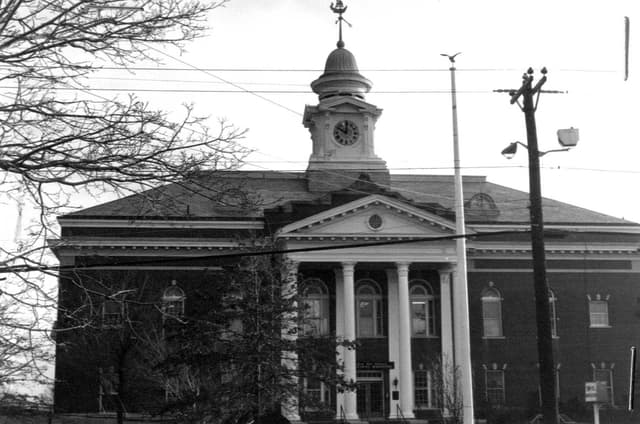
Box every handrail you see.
[396,404,408,424]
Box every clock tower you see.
[303,2,388,192]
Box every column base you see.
[396,412,415,419]
[335,419,365,424]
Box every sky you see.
[1,0,637,396]
[107,0,636,223]
[12,0,640,230]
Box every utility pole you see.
[442,52,474,424]
[496,68,561,424]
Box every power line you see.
[142,43,302,116]
[0,65,619,73]
[0,86,492,94]
[2,229,531,274]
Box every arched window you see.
[162,280,185,319]
[481,286,503,338]
[356,280,384,337]
[410,280,437,337]
[549,289,558,338]
[301,279,329,336]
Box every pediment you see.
[277,195,465,240]
[303,97,382,125]
[317,96,382,115]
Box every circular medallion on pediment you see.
[367,214,383,231]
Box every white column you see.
[439,267,455,417]
[334,268,345,419]
[342,262,359,420]
[397,262,415,419]
[281,261,301,422]
[386,268,401,418]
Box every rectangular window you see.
[102,300,123,328]
[589,300,609,327]
[411,301,427,336]
[303,299,329,336]
[303,378,330,410]
[98,367,119,413]
[486,369,505,405]
[594,368,614,404]
[358,300,374,336]
[415,370,437,409]
[482,301,502,337]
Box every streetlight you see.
[501,140,572,160]
[501,128,578,423]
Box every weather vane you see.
[330,1,351,47]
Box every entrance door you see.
[357,371,385,418]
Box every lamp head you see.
[501,142,519,159]
[557,127,579,147]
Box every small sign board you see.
[357,361,394,370]
[585,381,609,403]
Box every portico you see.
[278,195,463,421]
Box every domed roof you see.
[324,45,359,73]
[311,44,372,100]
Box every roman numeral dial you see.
[333,120,360,146]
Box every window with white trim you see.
[414,369,437,409]
[301,279,329,336]
[303,377,330,409]
[589,299,609,327]
[485,369,505,405]
[102,299,124,328]
[410,281,437,337]
[98,366,119,412]
[162,280,185,320]
[356,280,384,337]
[482,287,503,338]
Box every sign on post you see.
[585,381,609,403]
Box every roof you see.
[60,170,637,227]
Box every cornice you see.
[468,241,639,257]
[57,218,264,230]
[469,223,640,234]
[48,238,240,252]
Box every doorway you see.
[357,370,385,418]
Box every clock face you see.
[333,120,360,146]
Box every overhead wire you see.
[1,229,531,274]
[1,41,630,235]
[0,64,619,73]
[142,43,302,116]
[0,86,493,94]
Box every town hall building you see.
[51,6,640,423]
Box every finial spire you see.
[330,1,351,48]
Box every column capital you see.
[395,262,410,272]
[439,264,457,274]
[341,262,356,272]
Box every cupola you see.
[303,1,388,192]
[311,42,372,100]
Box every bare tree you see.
[0,0,250,390]
[55,243,350,423]
[430,355,463,424]
[152,248,350,423]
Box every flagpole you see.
[442,52,475,424]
